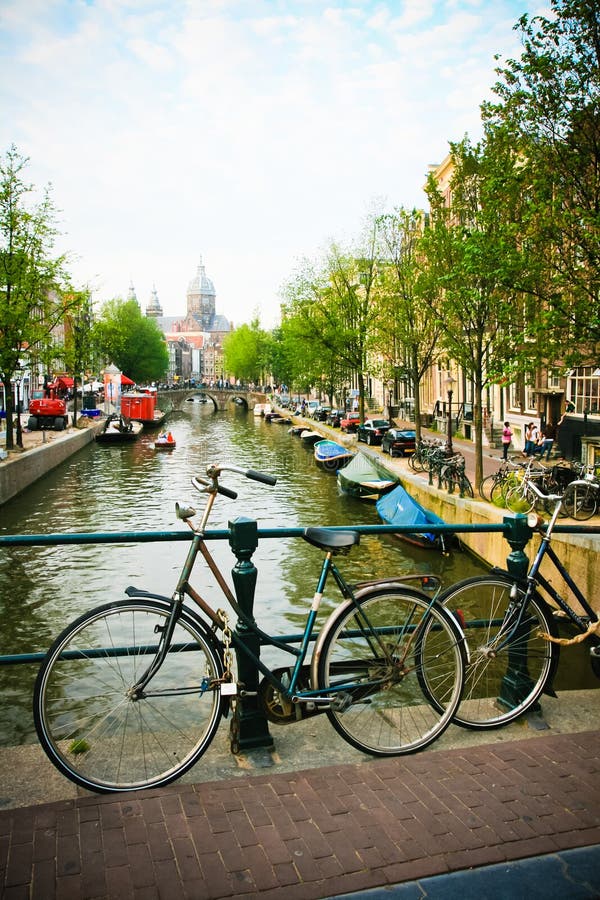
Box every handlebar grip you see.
[218,485,238,499]
[245,469,277,486]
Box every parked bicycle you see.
[439,454,474,498]
[433,484,600,729]
[33,463,467,794]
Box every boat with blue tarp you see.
[376,483,453,551]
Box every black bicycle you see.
[433,481,600,729]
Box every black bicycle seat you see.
[302,527,360,552]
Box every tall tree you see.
[62,289,95,425]
[375,208,444,440]
[93,298,169,383]
[222,315,271,386]
[482,0,600,355]
[424,134,534,488]
[0,146,69,449]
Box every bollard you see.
[499,513,538,711]
[228,516,274,751]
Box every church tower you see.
[186,256,216,330]
[146,284,163,318]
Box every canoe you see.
[300,430,322,445]
[376,484,452,551]
[337,451,398,500]
[154,431,176,451]
[313,440,353,472]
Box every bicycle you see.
[561,465,599,520]
[439,455,474,498]
[432,481,600,729]
[33,463,467,794]
[479,459,523,502]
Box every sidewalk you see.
[1,729,599,899]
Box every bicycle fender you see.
[124,586,172,603]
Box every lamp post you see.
[12,367,25,449]
[445,373,456,454]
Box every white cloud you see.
[0,0,540,327]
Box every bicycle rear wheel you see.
[34,598,224,793]
[316,587,465,755]
[437,575,558,728]
[563,483,597,521]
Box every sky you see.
[1,0,545,328]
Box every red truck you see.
[27,384,69,431]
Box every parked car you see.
[313,405,331,421]
[381,427,417,457]
[326,409,346,428]
[340,413,360,433]
[356,418,391,446]
[306,400,320,417]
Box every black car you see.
[313,405,332,421]
[381,428,416,457]
[356,418,391,446]
[326,409,346,428]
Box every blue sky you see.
[0,0,544,326]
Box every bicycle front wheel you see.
[34,599,224,793]
[438,575,558,729]
[316,588,465,755]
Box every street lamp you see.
[12,366,25,449]
[445,373,456,454]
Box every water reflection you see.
[0,402,485,744]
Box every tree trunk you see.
[4,388,14,450]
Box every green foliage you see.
[0,145,70,447]
[482,0,600,356]
[223,315,271,384]
[94,298,169,383]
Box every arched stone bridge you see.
[157,387,269,413]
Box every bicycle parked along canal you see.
[432,481,600,730]
[33,463,467,794]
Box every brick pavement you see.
[0,729,598,899]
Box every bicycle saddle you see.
[302,527,360,552]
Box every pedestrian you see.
[529,422,540,457]
[523,422,534,457]
[501,421,513,461]
[539,422,556,461]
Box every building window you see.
[567,366,600,415]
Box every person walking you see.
[523,422,534,457]
[501,421,513,461]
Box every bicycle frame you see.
[130,478,444,709]
[496,487,599,650]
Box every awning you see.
[121,374,135,386]
[54,376,74,387]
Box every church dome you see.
[187,256,215,296]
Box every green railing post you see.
[500,513,538,712]
[229,516,274,751]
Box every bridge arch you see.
[159,388,267,413]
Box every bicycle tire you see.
[34,598,225,793]
[479,474,499,502]
[563,483,597,521]
[315,587,465,755]
[505,484,536,513]
[436,575,558,729]
[408,452,424,472]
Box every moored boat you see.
[314,440,353,472]
[300,430,322,445]
[154,431,176,451]
[96,414,143,444]
[337,451,398,499]
[121,390,168,429]
[376,484,453,551]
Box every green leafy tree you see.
[62,289,95,425]
[223,315,271,385]
[93,298,169,383]
[482,0,600,355]
[375,208,444,439]
[424,134,535,487]
[280,220,382,420]
[0,145,70,449]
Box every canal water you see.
[0,402,487,746]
